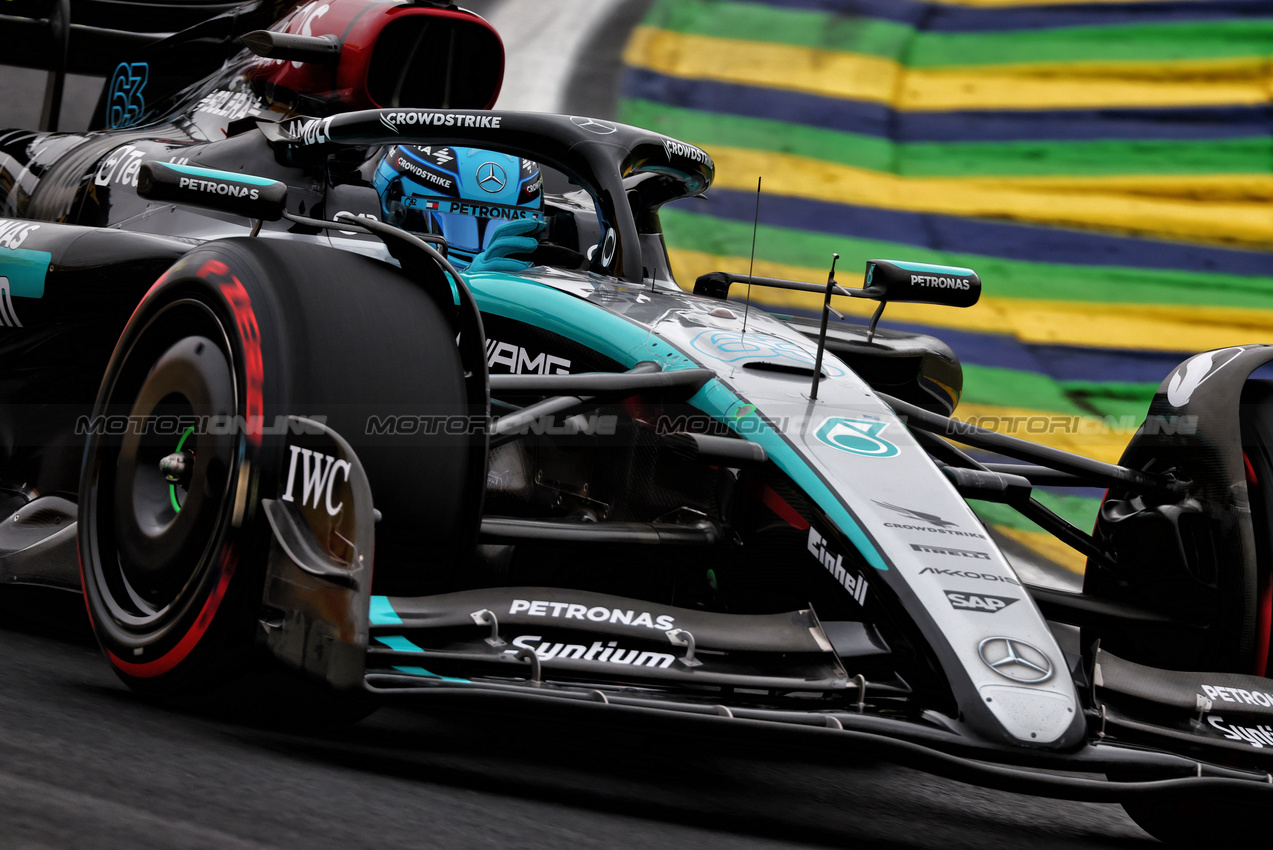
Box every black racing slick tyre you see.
[78,238,475,697]
[1107,381,1273,845]
[1120,797,1263,846]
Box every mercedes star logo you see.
[476,162,507,193]
[570,116,618,135]
[977,637,1054,684]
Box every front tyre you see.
[1096,377,1273,844]
[1123,383,1273,845]
[1120,795,1264,846]
[79,239,473,698]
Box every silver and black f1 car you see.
[1,1,1271,843]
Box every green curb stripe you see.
[961,365,1094,415]
[640,0,1273,66]
[1056,380,1161,421]
[620,99,1273,179]
[972,492,1102,534]
[960,366,1157,419]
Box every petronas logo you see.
[814,417,899,458]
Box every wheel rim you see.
[85,298,241,635]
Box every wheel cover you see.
[84,298,242,642]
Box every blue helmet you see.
[373,144,543,269]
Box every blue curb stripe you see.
[622,69,1273,143]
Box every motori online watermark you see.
[946,413,1198,438]
[75,413,620,438]
[73,411,1195,440]
[651,413,1198,438]
[75,414,331,437]
[365,413,618,437]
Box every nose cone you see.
[980,684,1079,744]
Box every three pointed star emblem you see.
[476,161,507,193]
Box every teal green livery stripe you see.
[0,247,52,298]
[467,273,888,570]
[392,666,468,683]
[887,260,976,276]
[369,595,402,626]
[377,636,468,681]
[375,634,423,652]
[163,162,278,187]
[469,274,698,371]
[689,379,888,571]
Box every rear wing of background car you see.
[0,0,271,130]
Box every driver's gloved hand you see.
[465,218,546,273]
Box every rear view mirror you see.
[137,162,287,222]
[862,259,980,308]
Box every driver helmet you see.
[373,144,544,269]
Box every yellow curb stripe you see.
[704,146,1273,248]
[625,27,1273,111]
[995,526,1089,576]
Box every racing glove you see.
[465,218,546,274]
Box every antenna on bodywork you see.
[740,176,762,335]
[809,253,842,401]
[692,257,980,400]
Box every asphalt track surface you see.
[0,2,1152,847]
[0,592,1151,850]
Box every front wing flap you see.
[366,587,851,692]
[1093,646,1273,765]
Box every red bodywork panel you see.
[246,0,504,112]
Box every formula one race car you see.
[1,1,1271,844]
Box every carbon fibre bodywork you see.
[1,0,1272,832]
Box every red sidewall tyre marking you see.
[197,259,265,448]
[104,547,239,678]
[1257,577,1272,677]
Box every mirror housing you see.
[137,162,287,221]
[862,259,980,308]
